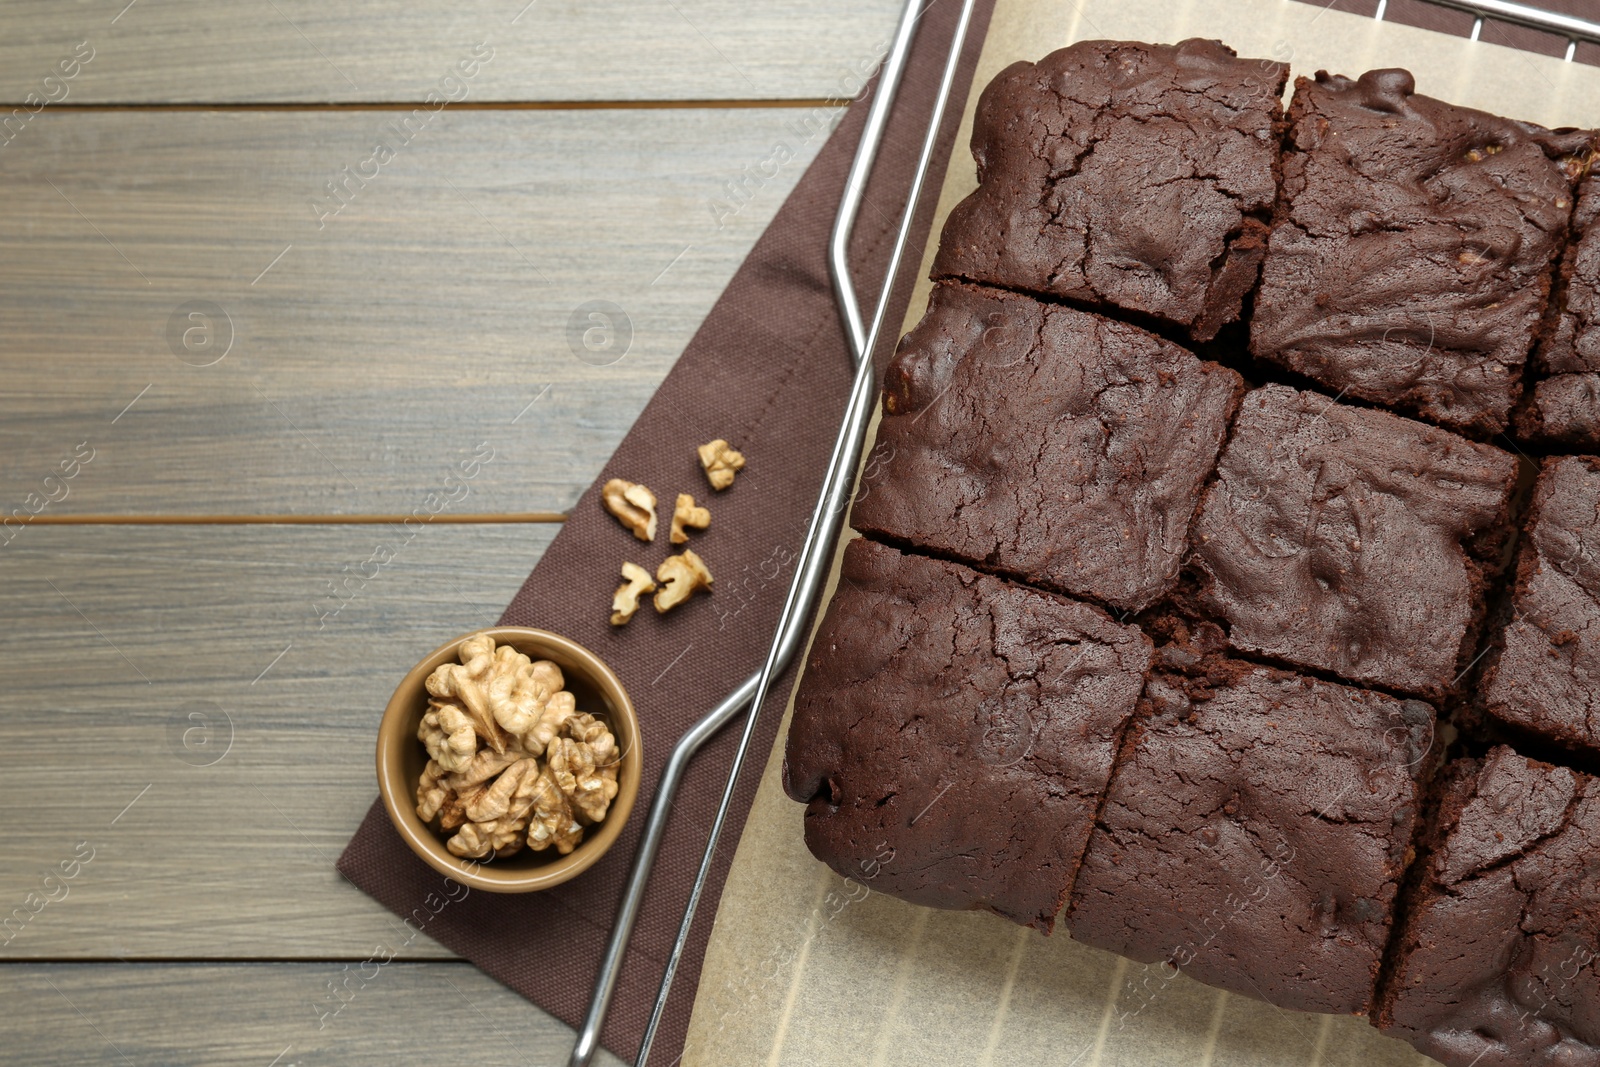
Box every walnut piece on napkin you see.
[603,478,658,541]
[610,561,657,626]
[697,439,745,491]
[655,550,714,613]
[670,493,711,544]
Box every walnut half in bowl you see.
[376,627,642,893]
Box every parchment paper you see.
[684,2,1600,1064]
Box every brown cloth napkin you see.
[337,1,997,1061]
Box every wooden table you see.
[0,4,899,1062]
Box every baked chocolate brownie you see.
[1522,374,1600,447]
[1480,456,1600,758]
[1378,747,1600,1066]
[1521,172,1600,448]
[787,37,1600,1045]
[1251,69,1591,435]
[1068,654,1434,1015]
[852,281,1243,614]
[1187,383,1518,698]
[931,38,1286,342]
[783,537,1152,932]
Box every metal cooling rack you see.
[565,1,974,1063]
[1390,0,1600,57]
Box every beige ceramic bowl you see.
[376,626,641,892]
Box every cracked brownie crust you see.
[1068,655,1434,1015]
[783,37,1600,1044]
[782,538,1151,932]
[1187,383,1518,698]
[1522,173,1600,448]
[1251,70,1591,436]
[1522,373,1600,447]
[852,281,1243,614]
[931,38,1286,341]
[1378,747,1600,1067]
[1481,456,1600,758]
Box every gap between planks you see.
[23,513,567,525]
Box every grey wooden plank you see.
[0,106,835,516]
[0,0,899,103]
[0,962,625,1067]
[0,524,561,958]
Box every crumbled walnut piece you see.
[425,644,508,755]
[565,711,617,768]
[522,689,577,758]
[602,478,658,542]
[697,440,745,491]
[447,758,541,859]
[463,757,538,823]
[443,747,522,793]
[445,822,493,858]
[437,783,484,832]
[527,766,585,855]
[416,759,451,822]
[418,700,478,772]
[549,734,620,824]
[446,813,528,859]
[655,550,713,613]
[670,493,711,544]
[488,647,565,736]
[425,632,566,752]
[424,747,529,831]
[526,713,621,852]
[610,562,657,626]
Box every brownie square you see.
[931,38,1286,342]
[1067,657,1434,1015]
[782,537,1152,932]
[1378,747,1600,1066]
[1251,69,1591,435]
[852,281,1243,614]
[1187,383,1518,698]
[1480,456,1600,757]
[1521,374,1600,447]
[1520,173,1600,449]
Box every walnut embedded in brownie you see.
[1067,657,1434,1015]
[930,38,1286,342]
[1185,383,1518,699]
[1479,456,1600,758]
[782,537,1152,932]
[1520,172,1600,449]
[851,281,1243,614]
[1377,747,1600,1066]
[1251,69,1591,436]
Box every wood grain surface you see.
[0,107,842,517]
[3,962,625,1066]
[0,3,908,1061]
[0,0,901,103]
[0,524,553,960]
